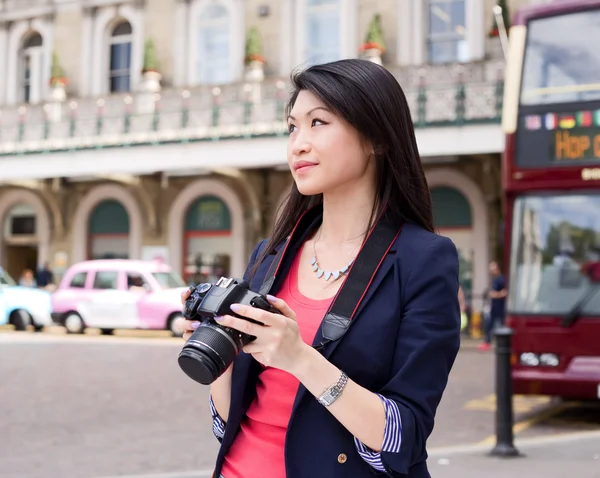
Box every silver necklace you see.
[310,230,356,281]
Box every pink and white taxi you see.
[51,260,188,336]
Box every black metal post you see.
[490,326,521,457]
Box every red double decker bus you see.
[502,0,600,400]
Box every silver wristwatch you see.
[317,371,348,407]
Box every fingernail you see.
[191,321,200,329]
[266,295,277,302]
[214,316,224,322]
[230,304,242,313]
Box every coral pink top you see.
[220,253,332,478]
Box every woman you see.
[180,59,460,478]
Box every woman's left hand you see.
[215,295,308,374]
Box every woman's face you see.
[287,90,374,196]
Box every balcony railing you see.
[0,75,504,156]
[0,0,51,11]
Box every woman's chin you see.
[295,180,324,197]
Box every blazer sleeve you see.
[379,235,461,475]
[207,238,268,441]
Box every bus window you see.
[508,194,600,316]
[520,8,600,105]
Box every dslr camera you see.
[178,277,280,385]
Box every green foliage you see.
[245,27,265,64]
[143,38,160,72]
[50,51,65,79]
[363,14,385,51]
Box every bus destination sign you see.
[516,109,600,168]
[554,128,600,161]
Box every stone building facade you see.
[0,0,547,312]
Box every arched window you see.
[109,21,133,93]
[197,3,231,84]
[20,32,43,103]
[88,200,130,259]
[305,0,341,65]
[184,195,232,284]
[431,185,473,296]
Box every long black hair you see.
[256,59,434,265]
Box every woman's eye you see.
[312,118,325,127]
[288,124,297,133]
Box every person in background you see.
[36,262,54,290]
[479,260,507,351]
[458,285,468,332]
[19,269,37,288]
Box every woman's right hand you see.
[178,287,198,341]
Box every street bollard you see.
[490,326,521,457]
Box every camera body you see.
[178,277,279,385]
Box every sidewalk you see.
[427,430,600,478]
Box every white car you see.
[0,267,53,330]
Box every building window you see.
[184,195,232,284]
[431,186,473,299]
[427,0,467,64]
[197,3,231,84]
[88,199,130,259]
[20,32,43,103]
[109,21,133,93]
[305,0,340,65]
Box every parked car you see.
[0,266,53,330]
[51,260,189,336]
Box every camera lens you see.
[178,323,241,385]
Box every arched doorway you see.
[1,203,38,280]
[183,195,232,284]
[88,200,130,259]
[431,186,474,297]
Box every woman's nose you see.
[290,133,311,156]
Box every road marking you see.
[464,393,552,414]
[475,400,579,446]
[0,332,182,346]
[428,427,600,457]
[94,469,215,478]
[94,429,600,476]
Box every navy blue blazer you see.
[213,220,461,478]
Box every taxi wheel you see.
[168,313,184,337]
[10,310,31,331]
[64,312,85,334]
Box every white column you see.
[340,0,358,59]
[397,0,414,66]
[40,17,53,103]
[0,24,8,104]
[233,0,245,81]
[128,5,144,91]
[413,0,426,65]
[185,1,196,85]
[90,8,104,96]
[466,0,485,61]
[6,21,26,105]
[29,47,43,104]
[80,9,94,96]
[172,0,188,87]
[279,0,294,75]
[294,0,306,68]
